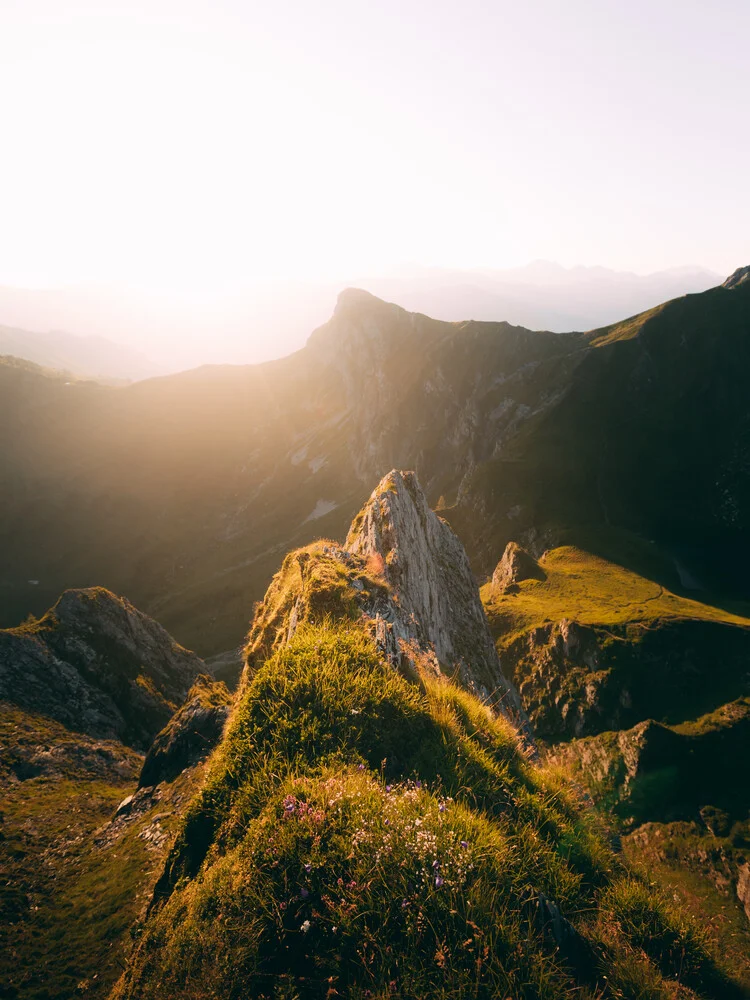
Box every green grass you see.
[244,541,387,668]
[482,546,750,652]
[622,824,750,993]
[0,706,205,1000]
[585,302,669,347]
[672,696,750,738]
[113,618,739,999]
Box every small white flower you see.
[300,920,311,933]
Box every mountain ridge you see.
[1,274,749,661]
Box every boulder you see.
[492,542,546,591]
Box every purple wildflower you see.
[304,863,312,873]
[439,802,446,813]
[300,887,310,899]
[432,859,440,869]
[384,818,390,825]
[385,785,392,793]
[435,875,444,888]
[460,840,468,849]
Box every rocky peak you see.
[492,542,546,592]
[722,265,750,290]
[308,288,412,355]
[333,287,395,318]
[0,587,205,749]
[346,470,525,719]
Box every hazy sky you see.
[1,0,748,296]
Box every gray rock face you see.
[138,675,231,787]
[492,542,546,591]
[505,619,611,739]
[346,470,525,721]
[0,588,205,749]
[722,265,750,290]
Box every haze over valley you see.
[0,261,722,376]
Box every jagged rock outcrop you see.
[245,471,526,724]
[345,471,525,718]
[502,614,750,741]
[0,588,205,749]
[554,719,684,822]
[504,619,611,739]
[138,675,231,787]
[492,542,546,591]
[723,265,750,290]
[555,698,750,826]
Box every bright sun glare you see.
[0,0,748,297]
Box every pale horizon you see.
[2,1,748,287]
[1,0,747,370]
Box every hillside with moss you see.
[111,474,747,999]
[0,587,206,749]
[0,590,227,1000]
[2,275,750,996]
[481,539,750,989]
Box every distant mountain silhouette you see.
[0,262,721,371]
[0,321,160,381]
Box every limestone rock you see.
[492,542,546,591]
[138,675,231,787]
[346,470,525,721]
[245,470,527,727]
[0,588,206,749]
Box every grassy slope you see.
[482,545,750,652]
[0,705,205,1000]
[113,616,743,999]
[622,824,750,991]
[482,544,750,995]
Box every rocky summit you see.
[0,587,205,749]
[346,470,524,716]
[245,470,524,723]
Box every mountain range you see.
[0,322,161,382]
[2,271,748,658]
[2,266,750,999]
[0,261,721,372]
